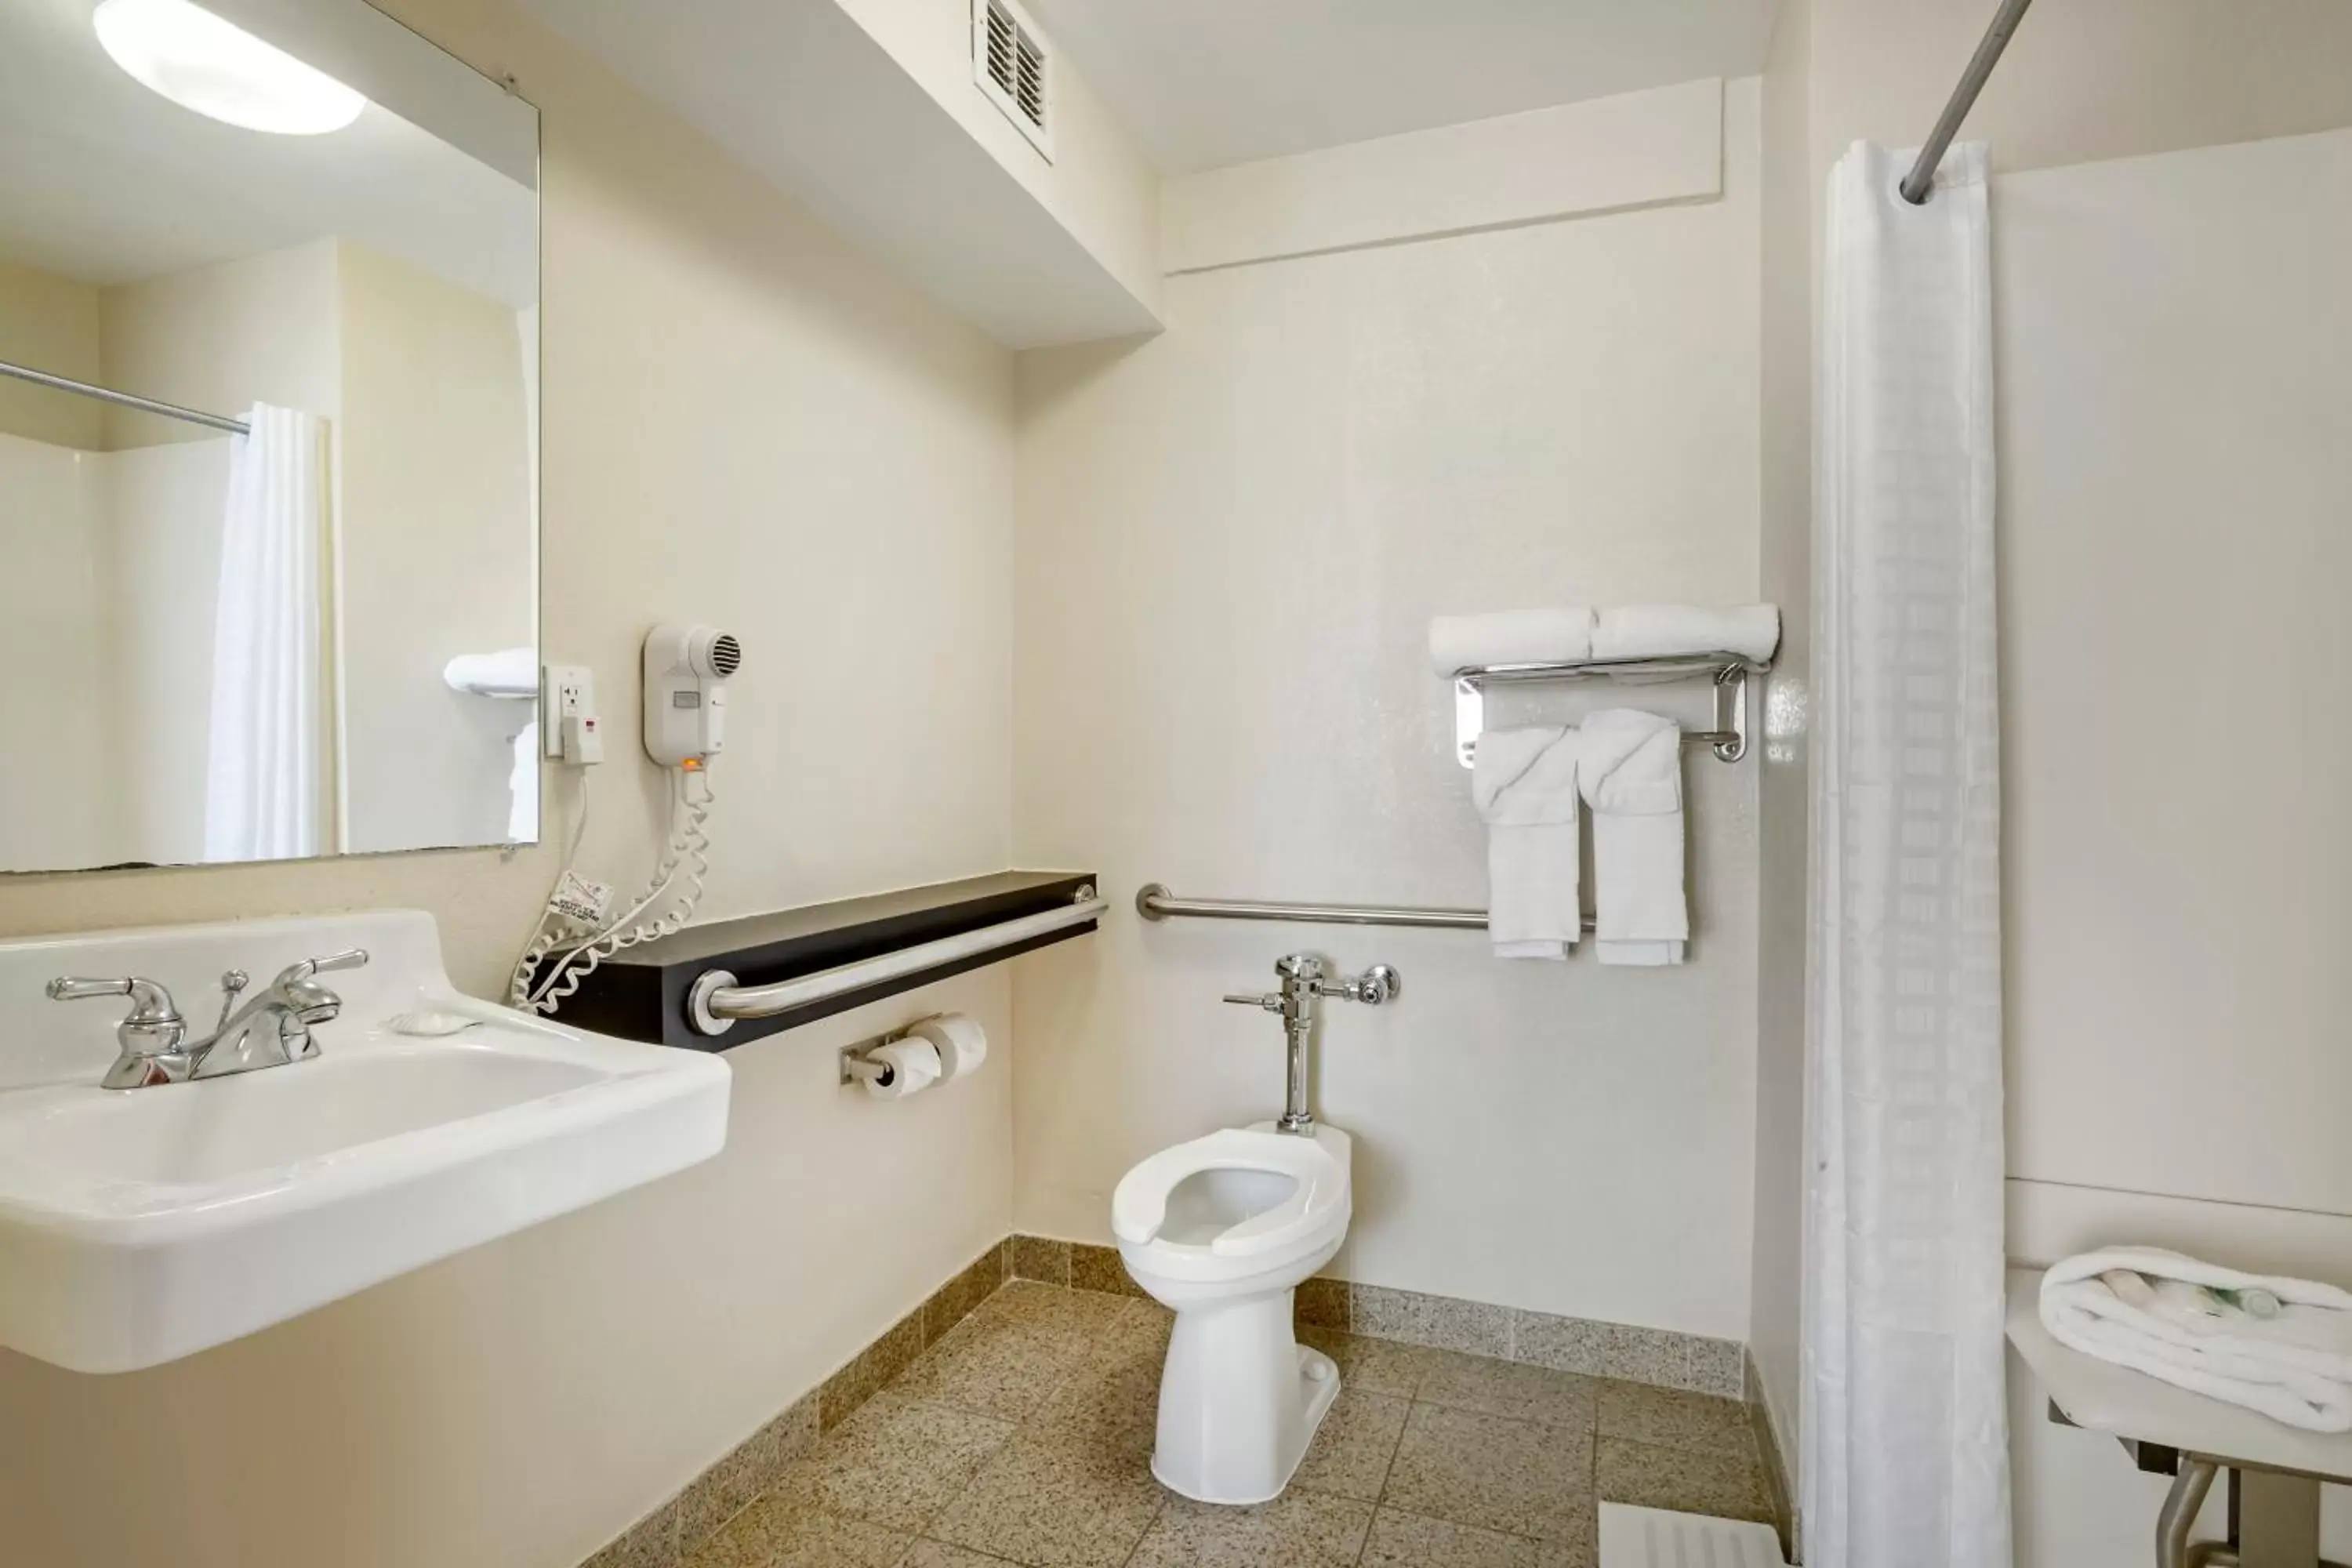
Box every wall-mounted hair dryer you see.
[641,623,742,766]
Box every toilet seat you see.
[1112,1127,1348,1263]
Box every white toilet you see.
[1112,1120,1352,1504]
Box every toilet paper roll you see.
[862,1039,942,1100]
[909,1014,988,1085]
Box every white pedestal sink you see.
[0,909,730,1373]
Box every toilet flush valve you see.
[1222,953,1400,1136]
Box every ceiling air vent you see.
[973,0,1053,160]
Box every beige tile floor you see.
[685,1282,1776,1568]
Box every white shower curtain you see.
[202,405,328,862]
[1802,142,2011,1567]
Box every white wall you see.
[1011,79,1763,1342]
[0,0,1020,1560]
[1807,0,2352,183]
[98,238,343,449]
[1160,78,1724,274]
[334,239,535,855]
[105,437,235,865]
[1996,127,2352,1223]
[1994,125,2352,1563]
[0,259,103,448]
[0,433,114,869]
[0,430,229,873]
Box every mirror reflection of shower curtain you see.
[202,405,329,862]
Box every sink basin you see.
[0,910,729,1373]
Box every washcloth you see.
[1577,709,1687,966]
[2041,1247,2352,1432]
[1592,604,1780,666]
[1429,608,1595,677]
[1472,725,1582,960]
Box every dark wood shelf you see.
[543,870,1098,1051]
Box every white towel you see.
[1429,608,1595,677]
[1592,604,1780,665]
[1577,709,1686,966]
[1472,726,1582,960]
[2041,1247,2352,1432]
[508,720,539,844]
[444,647,539,699]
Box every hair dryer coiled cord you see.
[511,766,713,1016]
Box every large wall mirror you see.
[0,0,538,873]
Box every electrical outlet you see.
[540,664,595,758]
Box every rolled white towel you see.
[444,647,539,699]
[1428,608,1595,677]
[2040,1246,2352,1432]
[1592,605,1780,665]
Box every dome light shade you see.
[93,0,367,136]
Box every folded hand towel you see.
[1430,608,1595,677]
[1592,605,1780,665]
[1577,709,1687,966]
[2040,1246,2352,1432]
[1472,725,1582,960]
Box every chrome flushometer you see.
[1222,953,1399,1135]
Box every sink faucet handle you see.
[274,948,369,986]
[49,976,190,1086]
[46,975,181,1022]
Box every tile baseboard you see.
[580,1240,1011,1568]
[1009,1234,1072,1286]
[1039,1234,1747,1398]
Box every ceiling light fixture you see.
[93,0,367,136]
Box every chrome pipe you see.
[1900,0,2036,205]
[688,891,1104,1036]
[1135,883,1597,935]
[2157,1460,2217,1568]
[0,358,251,436]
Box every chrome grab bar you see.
[688,888,1103,1036]
[1136,883,1598,935]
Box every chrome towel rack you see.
[1136,883,1595,935]
[1450,651,1766,768]
[688,887,1103,1036]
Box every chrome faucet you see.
[1223,952,1399,1136]
[47,949,368,1089]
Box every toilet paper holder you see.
[838,1014,982,1088]
[838,1045,898,1087]
[838,1021,935,1087]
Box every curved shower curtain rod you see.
[1900,0,2037,205]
